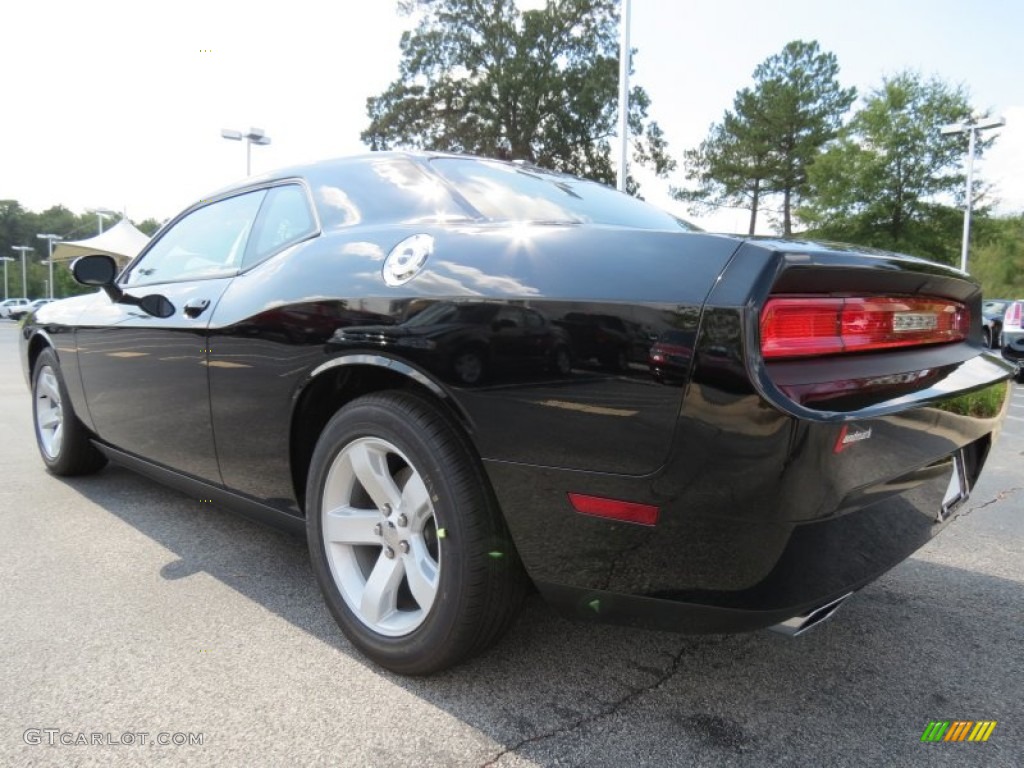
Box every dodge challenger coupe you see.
[20,153,1012,674]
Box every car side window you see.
[495,307,524,328]
[243,184,317,269]
[124,191,266,286]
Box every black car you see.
[333,301,572,385]
[21,152,1013,674]
[982,298,1012,349]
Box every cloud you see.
[981,105,1024,215]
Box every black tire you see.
[984,328,993,349]
[31,347,107,476]
[306,390,527,674]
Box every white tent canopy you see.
[52,218,151,265]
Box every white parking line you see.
[1006,415,1024,422]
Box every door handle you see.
[184,298,211,318]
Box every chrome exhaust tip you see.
[769,592,854,637]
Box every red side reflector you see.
[761,296,969,359]
[568,493,659,526]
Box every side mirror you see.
[71,253,175,319]
[71,254,118,286]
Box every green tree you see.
[674,97,777,235]
[970,215,1024,297]
[363,0,674,191]
[0,202,135,300]
[133,218,163,237]
[799,72,988,266]
[676,40,855,234]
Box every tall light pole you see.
[11,246,33,298]
[87,208,119,235]
[616,0,632,192]
[0,257,13,300]
[37,234,62,299]
[220,127,271,176]
[940,113,1006,273]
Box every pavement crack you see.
[479,644,689,767]
[961,486,1022,516]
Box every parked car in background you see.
[648,328,694,384]
[982,298,1012,348]
[556,311,652,370]
[333,301,572,386]
[18,152,1014,675]
[9,298,53,320]
[1000,300,1024,380]
[0,298,30,318]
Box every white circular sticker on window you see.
[383,234,433,286]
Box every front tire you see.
[31,347,107,476]
[306,391,526,674]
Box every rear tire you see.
[31,347,107,476]
[306,391,527,674]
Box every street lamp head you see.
[37,233,62,242]
[221,128,244,141]
[940,123,967,136]
[974,116,1006,131]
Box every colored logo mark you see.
[921,721,997,742]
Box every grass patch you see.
[934,380,1009,418]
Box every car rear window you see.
[428,157,698,232]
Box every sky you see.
[2,0,1022,235]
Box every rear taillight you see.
[1006,302,1022,329]
[761,296,969,359]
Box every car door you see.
[75,190,267,484]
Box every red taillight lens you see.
[1006,302,1022,328]
[761,296,969,359]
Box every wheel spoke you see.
[50,423,64,455]
[39,372,61,404]
[359,552,404,626]
[347,441,402,511]
[403,537,439,611]
[400,472,432,529]
[323,506,381,546]
[38,408,61,429]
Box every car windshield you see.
[429,157,699,232]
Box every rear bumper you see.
[491,437,985,633]
[1002,333,1024,374]
[486,353,1010,634]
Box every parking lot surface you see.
[1,321,1021,767]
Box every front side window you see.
[124,191,266,286]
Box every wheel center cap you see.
[380,519,403,549]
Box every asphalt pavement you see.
[0,320,1021,767]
